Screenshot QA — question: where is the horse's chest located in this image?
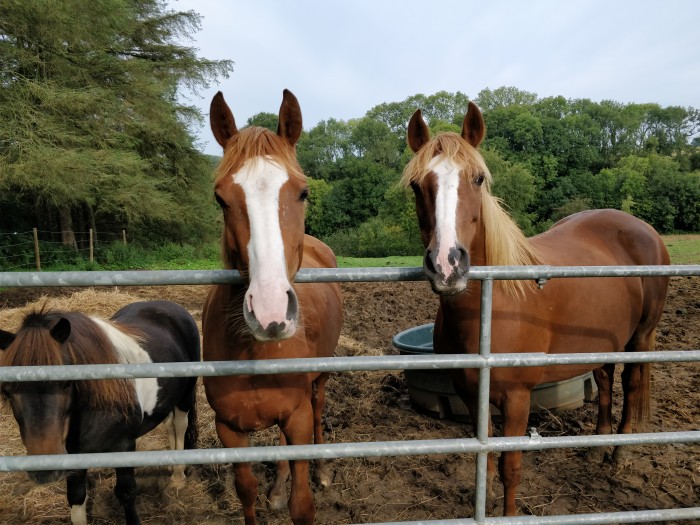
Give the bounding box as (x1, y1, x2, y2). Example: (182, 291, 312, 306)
(205, 376, 308, 431)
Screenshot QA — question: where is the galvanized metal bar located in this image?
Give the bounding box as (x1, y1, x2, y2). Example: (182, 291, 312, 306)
(475, 278, 494, 523)
(1, 431, 698, 472)
(0, 264, 698, 288)
(360, 506, 700, 525)
(1, 350, 698, 382)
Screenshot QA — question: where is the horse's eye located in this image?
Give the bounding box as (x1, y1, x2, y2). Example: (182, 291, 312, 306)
(474, 174, 485, 186)
(299, 188, 309, 202)
(214, 192, 228, 209)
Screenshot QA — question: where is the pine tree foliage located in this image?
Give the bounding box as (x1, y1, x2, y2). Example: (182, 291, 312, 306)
(0, 0, 233, 244)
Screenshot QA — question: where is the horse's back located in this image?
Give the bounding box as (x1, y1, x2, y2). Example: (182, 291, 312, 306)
(533, 209, 669, 266)
(301, 234, 338, 269)
(112, 300, 201, 363)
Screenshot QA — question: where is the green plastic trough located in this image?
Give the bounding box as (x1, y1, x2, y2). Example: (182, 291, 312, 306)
(392, 323, 597, 421)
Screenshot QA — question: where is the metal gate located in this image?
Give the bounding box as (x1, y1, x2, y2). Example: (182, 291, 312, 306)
(1, 265, 699, 525)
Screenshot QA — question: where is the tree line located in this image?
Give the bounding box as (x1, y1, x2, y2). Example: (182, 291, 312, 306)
(1, 3, 698, 261)
(285, 87, 700, 257)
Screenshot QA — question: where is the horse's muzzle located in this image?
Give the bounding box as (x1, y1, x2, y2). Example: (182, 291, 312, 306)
(243, 287, 299, 341)
(29, 470, 67, 484)
(424, 244, 470, 295)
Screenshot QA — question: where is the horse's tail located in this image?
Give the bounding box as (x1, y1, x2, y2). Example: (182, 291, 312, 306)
(184, 379, 199, 449)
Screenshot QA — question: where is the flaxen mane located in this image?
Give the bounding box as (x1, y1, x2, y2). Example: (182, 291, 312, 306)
(0, 310, 135, 410)
(214, 126, 305, 186)
(402, 132, 541, 297)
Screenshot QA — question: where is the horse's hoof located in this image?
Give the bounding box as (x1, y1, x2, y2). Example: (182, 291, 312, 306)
(612, 445, 632, 466)
(268, 487, 287, 510)
(313, 466, 332, 488)
(585, 446, 608, 463)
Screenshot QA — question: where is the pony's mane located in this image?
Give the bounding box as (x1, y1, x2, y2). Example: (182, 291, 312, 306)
(0, 309, 135, 411)
(402, 132, 542, 297)
(214, 126, 305, 186)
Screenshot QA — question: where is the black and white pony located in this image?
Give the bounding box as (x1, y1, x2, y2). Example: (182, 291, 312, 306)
(0, 300, 200, 525)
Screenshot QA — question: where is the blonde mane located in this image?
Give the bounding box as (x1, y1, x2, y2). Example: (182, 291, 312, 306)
(402, 132, 541, 297)
(214, 126, 305, 186)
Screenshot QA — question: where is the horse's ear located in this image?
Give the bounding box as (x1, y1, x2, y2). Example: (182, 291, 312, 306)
(0, 329, 15, 350)
(407, 109, 430, 153)
(50, 318, 71, 345)
(461, 101, 485, 148)
(210, 91, 238, 149)
(277, 89, 303, 147)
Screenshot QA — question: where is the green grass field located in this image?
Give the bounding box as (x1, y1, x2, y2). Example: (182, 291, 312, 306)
(661, 234, 700, 265)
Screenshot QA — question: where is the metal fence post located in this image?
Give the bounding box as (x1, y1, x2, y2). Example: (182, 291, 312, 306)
(474, 278, 494, 523)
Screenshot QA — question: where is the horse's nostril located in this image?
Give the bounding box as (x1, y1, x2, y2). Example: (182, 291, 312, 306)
(424, 251, 438, 276)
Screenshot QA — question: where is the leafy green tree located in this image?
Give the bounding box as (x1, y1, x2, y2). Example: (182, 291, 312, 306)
(297, 118, 353, 181)
(0, 0, 232, 246)
(475, 86, 538, 111)
(246, 112, 278, 131)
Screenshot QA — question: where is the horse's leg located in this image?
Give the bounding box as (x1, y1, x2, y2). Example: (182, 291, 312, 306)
(614, 330, 654, 463)
(499, 390, 531, 517)
(216, 421, 258, 525)
(455, 381, 496, 511)
(280, 402, 315, 525)
(114, 466, 140, 525)
(268, 430, 290, 509)
(66, 470, 88, 525)
(593, 363, 615, 435)
(590, 363, 616, 462)
(311, 372, 332, 487)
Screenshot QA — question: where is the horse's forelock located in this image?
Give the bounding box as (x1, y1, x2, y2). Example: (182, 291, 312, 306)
(214, 126, 305, 186)
(401, 133, 491, 187)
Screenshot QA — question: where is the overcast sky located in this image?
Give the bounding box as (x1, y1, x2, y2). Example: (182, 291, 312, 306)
(167, 0, 700, 155)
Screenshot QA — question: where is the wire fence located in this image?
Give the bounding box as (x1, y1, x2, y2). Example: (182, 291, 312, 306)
(0, 265, 699, 525)
(0, 228, 127, 270)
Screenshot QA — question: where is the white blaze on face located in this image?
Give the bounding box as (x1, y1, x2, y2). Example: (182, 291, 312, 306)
(233, 156, 293, 330)
(91, 318, 158, 416)
(427, 155, 462, 280)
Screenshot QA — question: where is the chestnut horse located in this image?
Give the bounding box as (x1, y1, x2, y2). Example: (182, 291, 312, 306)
(202, 90, 343, 525)
(404, 103, 670, 516)
(0, 301, 200, 525)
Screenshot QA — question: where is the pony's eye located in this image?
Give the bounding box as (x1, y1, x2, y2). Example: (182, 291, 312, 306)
(214, 192, 228, 209)
(474, 174, 485, 186)
(299, 188, 309, 202)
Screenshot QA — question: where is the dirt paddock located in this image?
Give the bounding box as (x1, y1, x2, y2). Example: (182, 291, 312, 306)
(0, 277, 698, 524)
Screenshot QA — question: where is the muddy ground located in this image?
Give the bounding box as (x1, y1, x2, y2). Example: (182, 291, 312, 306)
(0, 276, 697, 524)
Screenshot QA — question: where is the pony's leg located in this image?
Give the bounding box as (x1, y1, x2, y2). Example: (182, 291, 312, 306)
(311, 373, 332, 487)
(280, 402, 315, 525)
(114, 467, 140, 525)
(66, 470, 88, 525)
(165, 407, 190, 487)
(216, 421, 258, 525)
(268, 430, 290, 509)
(499, 390, 531, 517)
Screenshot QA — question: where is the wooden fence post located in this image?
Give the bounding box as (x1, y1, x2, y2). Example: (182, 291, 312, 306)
(89, 229, 94, 263)
(33, 228, 41, 271)
(122, 230, 127, 246)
